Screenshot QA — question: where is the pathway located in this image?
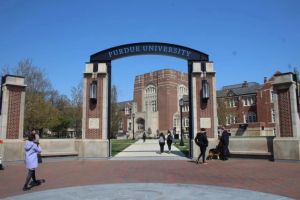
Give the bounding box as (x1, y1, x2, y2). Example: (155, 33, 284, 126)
(112, 139, 187, 159)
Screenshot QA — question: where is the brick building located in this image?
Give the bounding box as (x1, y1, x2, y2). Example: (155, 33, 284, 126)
(216, 73, 279, 136)
(119, 70, 297, 138)
(118, 69, 189, 139)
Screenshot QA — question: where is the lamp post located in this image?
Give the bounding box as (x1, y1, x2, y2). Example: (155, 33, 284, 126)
(179, 98, 184, 146)
(132, 113, 135, 140)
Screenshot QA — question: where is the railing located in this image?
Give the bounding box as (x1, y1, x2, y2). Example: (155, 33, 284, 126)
(40, 131, 82, 139)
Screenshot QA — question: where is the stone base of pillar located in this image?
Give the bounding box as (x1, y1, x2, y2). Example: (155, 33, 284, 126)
(273, 137, 300, 161)
(1, 139, 110, 162)
(77, 139, 109, 158)
(1, 140, 25, 161)
(192, 138, 219, 159)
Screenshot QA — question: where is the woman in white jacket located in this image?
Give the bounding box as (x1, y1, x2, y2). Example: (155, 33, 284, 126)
(23, 133, 42, 191)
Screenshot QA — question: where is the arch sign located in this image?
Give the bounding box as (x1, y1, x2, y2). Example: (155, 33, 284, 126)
(83, 42, 216, 159)
(90, 42, 209, 62)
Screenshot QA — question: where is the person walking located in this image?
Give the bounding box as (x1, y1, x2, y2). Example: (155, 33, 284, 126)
(195, 128, 209, 164)
(23, 134, 43, 191)
(166, 130, 173, 153)
(220, 126, 230, 160)
(158, 133, 166, 154)
(142, 132, 146, 143)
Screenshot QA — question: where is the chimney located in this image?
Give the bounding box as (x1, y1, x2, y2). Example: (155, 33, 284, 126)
(242, 81, 248, 88)
(264, 77, 267, 83)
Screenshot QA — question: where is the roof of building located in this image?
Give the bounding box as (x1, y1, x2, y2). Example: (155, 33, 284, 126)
(217, 81, 261, 97)
(222, 82, 260, 90)
(135, 68, 187, 78)
(117, 100, 133, 110)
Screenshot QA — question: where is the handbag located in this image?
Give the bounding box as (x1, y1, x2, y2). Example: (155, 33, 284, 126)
(37, 153, 42, 163)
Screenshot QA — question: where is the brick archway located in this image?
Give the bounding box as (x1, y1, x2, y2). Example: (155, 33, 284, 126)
(83, 42, 217, 158)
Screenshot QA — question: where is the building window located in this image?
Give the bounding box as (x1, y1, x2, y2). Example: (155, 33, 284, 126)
(178, 85, 189, 111)
(118, 121, 123, 130)
(128, 122, 131, 131)
(151, 100, 157, 112)
(244, 112, 257, 123)
(243, 95, 256, 106)
(270, 91, 276, 103)
(226, 115, 237, 125)
(125, 107, 129, 115)
(271, 108, 276, 123)
(183, 104, 189, 112)
(144, 85, 157, 112)
(184, 118, 189, 127)
(227, 97, 238, 108)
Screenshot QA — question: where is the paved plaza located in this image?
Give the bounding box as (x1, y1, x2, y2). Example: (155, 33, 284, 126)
(0, 139, 300, 199)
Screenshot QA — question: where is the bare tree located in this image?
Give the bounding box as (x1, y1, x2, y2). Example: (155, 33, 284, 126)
(70, 82, 83, 136)
(15, 59, 52, 94)
(217, 97, 227, 126)
(111, 85, 122, 138)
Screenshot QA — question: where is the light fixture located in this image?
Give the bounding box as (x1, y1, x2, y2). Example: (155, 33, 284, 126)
(90, 81, 97, 102)
(202, 79, 209, 101)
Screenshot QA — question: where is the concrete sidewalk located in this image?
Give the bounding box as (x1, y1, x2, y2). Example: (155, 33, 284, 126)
(112, 139, 187, 159)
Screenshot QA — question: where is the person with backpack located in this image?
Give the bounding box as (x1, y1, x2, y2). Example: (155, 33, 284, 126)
(195, 128, 209, 164)
(158, 132, 166, 153)
(166, 130, 173, 153)
(23, 133, 43, 191)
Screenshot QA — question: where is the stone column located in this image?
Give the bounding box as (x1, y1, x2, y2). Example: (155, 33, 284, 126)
(80, 63, 109, 158)
(191, 62, 218, 158)
(0, 75, 26, 161)
(272, 72, 300, 160)
(0, 75, 26, 139)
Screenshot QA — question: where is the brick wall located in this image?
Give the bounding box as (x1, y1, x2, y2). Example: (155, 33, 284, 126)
(277, 89, 293, 137)
(6, 86, 23, 139)
(85, 74, 104, 139)
(195, 73, 214, 138)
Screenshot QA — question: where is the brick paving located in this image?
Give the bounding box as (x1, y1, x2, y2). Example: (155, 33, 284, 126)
(0, 159, 299, 199)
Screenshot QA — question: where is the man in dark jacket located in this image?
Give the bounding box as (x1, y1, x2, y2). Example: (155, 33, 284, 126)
(195, 128, 208, 164)
(220, 126, 230, 160)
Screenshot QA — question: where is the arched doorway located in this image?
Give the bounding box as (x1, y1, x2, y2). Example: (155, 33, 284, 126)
(82, 42, 217, 158)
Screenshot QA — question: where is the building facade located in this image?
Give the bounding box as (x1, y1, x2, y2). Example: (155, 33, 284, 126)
(119, 70, 298, 138)
(216, 73, 280, 136)
(119, 69, 189, 138)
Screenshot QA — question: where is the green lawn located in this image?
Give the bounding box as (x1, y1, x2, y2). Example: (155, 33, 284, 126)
(174, 139, 190, 157)
(111, 139, 137, 157)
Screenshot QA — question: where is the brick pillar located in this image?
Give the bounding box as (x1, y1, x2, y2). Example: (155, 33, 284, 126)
(191, 62, 218, 158)
(272, 72, 300, 161)
(0, 75, 26, 139)
(191, 62, 217, 138)
(82, 63, 108, 139)
(273, 73, 300, 138)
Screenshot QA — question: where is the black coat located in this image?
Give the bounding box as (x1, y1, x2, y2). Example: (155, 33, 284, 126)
(220, 131, 229, 147)
(195, 132, 208, 147)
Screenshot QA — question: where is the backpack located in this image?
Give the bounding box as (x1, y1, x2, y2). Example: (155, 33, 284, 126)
(159, 136, 165, 143)
(167, 134, 172, 142)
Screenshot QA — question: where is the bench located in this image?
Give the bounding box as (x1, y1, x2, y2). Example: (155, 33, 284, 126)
(229, 150, 273, 160)
(230, 151, 272, 156)
(41, 151, 78, 157)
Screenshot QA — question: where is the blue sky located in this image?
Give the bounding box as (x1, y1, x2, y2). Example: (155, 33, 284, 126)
(0, 0, 299, 102)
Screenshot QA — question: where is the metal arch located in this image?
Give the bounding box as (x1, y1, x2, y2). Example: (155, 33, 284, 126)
(90, 42, 209, 62)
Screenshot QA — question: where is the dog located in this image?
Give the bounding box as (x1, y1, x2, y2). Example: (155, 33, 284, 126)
(206, 147, 220, 160)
